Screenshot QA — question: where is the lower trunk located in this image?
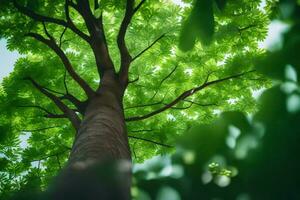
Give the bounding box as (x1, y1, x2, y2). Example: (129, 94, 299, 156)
(69, 87, 130, 164)
(49, 73, 132, 200)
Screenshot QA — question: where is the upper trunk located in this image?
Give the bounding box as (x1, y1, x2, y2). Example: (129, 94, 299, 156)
(49, 72, 131, 200)
(69, 71, 130, 164)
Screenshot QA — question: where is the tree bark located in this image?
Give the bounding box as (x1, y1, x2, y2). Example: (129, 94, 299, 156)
(69, 72, 130, 163)
(49, 71, 132, 200)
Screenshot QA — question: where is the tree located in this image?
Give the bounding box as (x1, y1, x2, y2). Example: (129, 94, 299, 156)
(134, 1, 300, 198)
(0, 0, 271, 199)
(133, 1, 300, 199)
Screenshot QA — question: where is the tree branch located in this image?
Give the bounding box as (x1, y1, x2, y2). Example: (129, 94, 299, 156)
(17, 105, 55, 115)
(128, 135, 173, 148)
(130, 129, 153, 133)
(237, 24, 257, 36)
(94, 0, 100, 10)
(24, 77, 81, 130)
(44, 113, 68, 118)
(42, 86, 65, 96)
(167, 102, 194, 110)
(13, 0, 90, 42)
(238, 24, 257, 32)
(132, 33, 166, 62)
(59, 26, 68, 48)
(56, 155, 62, 169)
(117, 0, 147, 85)
(117, 0, 134, 85)
(60, 71, 87, 114)
(150, 64, 178, 101)
(42, 22, 55, 40)
(13, 0, 66, 26)
(26, 32, 94, 98)
(134, 0, 147, 13)
(64, 0, 90, 42)
(182, 99, 217, 107)
(30, 149, 70, 163)
(128, 76, 139, 84)
(21, 126, 60, 132)
(63, 70, 69, 94)
(125, 99, 164, 110)
(60, 94, 87, 114)
(126, 70, 255, 121)
(75, 0, 115, 78)
(166, 100, 216, 110)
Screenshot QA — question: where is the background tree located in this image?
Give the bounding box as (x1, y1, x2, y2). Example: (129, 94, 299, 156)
(0, 0, 271, 199)
(134, 0, 300, 199)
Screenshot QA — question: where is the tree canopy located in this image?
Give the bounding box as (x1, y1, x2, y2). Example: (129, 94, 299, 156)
(134, 1, 300, 198)
(1, 0, 296, 199)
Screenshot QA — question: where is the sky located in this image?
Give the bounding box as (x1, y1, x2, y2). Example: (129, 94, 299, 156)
(258, 20, 290, 50)
(0, 39, 20, 82)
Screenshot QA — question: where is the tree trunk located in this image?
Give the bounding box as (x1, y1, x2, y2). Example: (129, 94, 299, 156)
(69, 72, 130, 163)
(49, 72, 132, 200)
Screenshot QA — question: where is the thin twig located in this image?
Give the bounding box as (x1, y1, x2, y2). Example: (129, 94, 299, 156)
(21, 126, 60, 132)
(150, 65, 178, 101)
(130, 129, 153, 133)
(125, 100, 163, 110)
(59, 26, 68, 48)
(132, 33, 166, 62)
(63, 70, 69, 94)
(128, 135, 173, 148)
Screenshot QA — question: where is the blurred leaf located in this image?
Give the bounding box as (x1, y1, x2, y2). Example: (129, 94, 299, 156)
(221, 111, 251, 132)
(0, 124, 10, 142)
(179, 0, 215, 51)
(215, 0, 227, 10)
(0, 157, 9, 171)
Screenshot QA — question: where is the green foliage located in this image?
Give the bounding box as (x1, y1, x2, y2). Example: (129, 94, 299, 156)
(179, 0, 215, 50)
(0, 0, 274, 198)
(132, 1, 300, 199)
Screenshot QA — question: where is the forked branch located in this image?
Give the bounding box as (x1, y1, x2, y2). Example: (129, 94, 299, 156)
(60, 94, 87, 114)
(126, 70, 255, 121)
(26, 32, 94, 98)
(73, 0, 115, 77)
(118, 0, 147, 85)
(13, 0, 90, 42)
(24, 77, 81, 130)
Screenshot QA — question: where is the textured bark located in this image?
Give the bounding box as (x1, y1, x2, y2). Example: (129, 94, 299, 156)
(50, 72, 132, 200)
(69, 72, 130, 163)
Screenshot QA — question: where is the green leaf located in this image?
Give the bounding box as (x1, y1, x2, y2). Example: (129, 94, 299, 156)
(221, 111, 251, 132)
(0, 157, 9, 171)
(94, 8, 102, 18)
(215, 0, 227, 10)
(179, 0, 215, 51)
